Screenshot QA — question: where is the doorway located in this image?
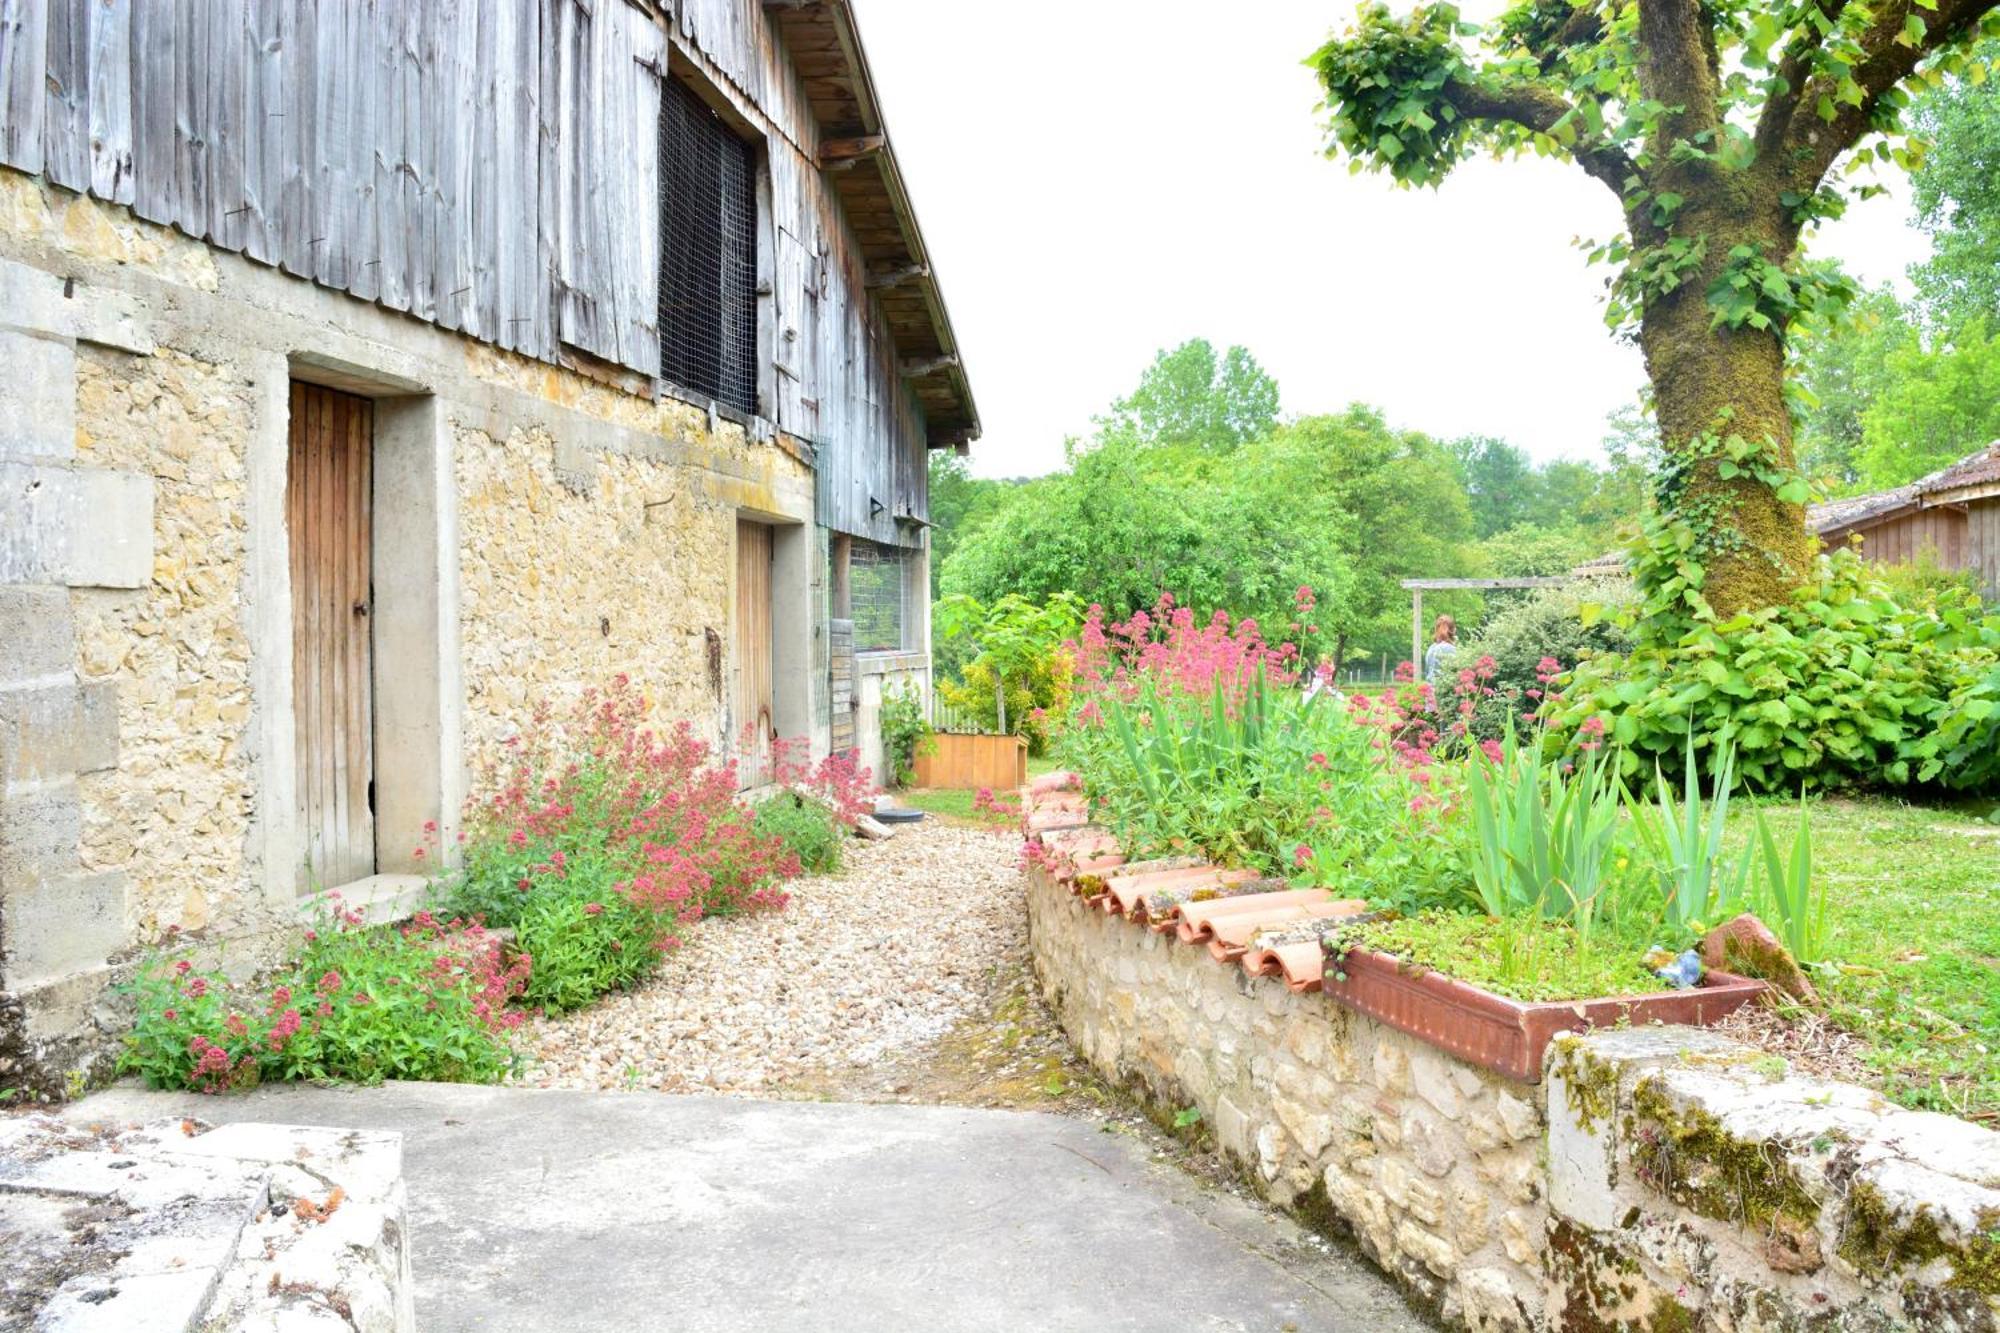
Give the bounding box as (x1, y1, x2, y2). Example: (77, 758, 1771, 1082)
(287, 382, 376, 891)
(735, 518, 775, 787)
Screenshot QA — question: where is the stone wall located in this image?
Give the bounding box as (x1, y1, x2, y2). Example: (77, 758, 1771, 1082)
(1027, 868, 2000, 1331)
(0, 169, 831, 1094)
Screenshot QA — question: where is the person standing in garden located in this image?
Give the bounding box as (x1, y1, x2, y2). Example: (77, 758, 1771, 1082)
(1423, 615, 1458, 683)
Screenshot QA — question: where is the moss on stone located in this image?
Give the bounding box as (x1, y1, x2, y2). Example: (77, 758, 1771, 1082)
(1836, 1181, 2000, 1296)
(1551, 1036, 1620, 1132)
(1547, 1217, 1698, 1332)
(1630, 1074, 1820, 1232)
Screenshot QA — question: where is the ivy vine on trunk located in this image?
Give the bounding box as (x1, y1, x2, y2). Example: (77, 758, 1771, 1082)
(1311, 0, 2000, 616)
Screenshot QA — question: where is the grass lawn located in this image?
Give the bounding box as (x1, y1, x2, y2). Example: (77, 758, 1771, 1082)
(891, 786, 1016, 828)
(1770, 795, 2000, 1123)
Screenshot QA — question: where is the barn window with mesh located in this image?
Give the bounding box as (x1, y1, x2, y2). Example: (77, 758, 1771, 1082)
(850, 541, 912, 653)
(659, 77, 758, 414)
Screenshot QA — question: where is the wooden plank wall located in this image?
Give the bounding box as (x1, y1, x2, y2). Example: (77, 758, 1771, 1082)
(1845, 509, 1968, 570)
(0, 0, 931, 546)
(1970, 500, 2000, 600)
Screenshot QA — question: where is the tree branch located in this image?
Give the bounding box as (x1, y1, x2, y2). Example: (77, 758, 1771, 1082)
(1752, 0, 1855, 160)
(1635, 0, 1726, 151)
(1444, 76, 1638, 198)
(1783, 0, 2000, 188)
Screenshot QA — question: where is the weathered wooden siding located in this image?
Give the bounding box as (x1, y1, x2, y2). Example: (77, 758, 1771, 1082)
(673, 0, 928, 546)
(0, 0, 929, 546)
(1836, 508, 1968, 570)
(1970, 500, 2000, 600)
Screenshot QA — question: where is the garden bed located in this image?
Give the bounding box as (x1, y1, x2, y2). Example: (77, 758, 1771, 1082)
(1322, 943, 1764, 1082)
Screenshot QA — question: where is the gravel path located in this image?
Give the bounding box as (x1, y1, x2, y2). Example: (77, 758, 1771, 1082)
(516, 820, 1035, 1097)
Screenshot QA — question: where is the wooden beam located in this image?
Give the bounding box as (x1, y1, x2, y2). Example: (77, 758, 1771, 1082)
(1398, 577, 1573, 591)
(899, 354, 959, 379)
(819, 135, 886, 170)
(865, 262, 930, 290)
(928, 427, 976, 451)
(762, 0, 825, 10)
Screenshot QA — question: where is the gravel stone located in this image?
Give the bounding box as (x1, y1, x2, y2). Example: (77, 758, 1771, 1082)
(516, 822, 1026, 1096)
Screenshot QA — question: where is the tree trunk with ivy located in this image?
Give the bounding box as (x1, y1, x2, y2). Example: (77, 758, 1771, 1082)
(1311, 0, 2000, 618)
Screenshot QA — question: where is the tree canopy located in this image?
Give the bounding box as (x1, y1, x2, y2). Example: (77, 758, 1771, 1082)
(1096, 338, 1281, 452)
(1310, 0, 2000, 617)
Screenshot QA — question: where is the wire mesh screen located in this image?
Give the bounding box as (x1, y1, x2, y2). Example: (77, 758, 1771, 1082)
(660, 78, 758, 414)
(850, 541, 908, 652)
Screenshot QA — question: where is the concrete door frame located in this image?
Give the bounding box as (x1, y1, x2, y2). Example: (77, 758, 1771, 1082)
(246, 352, 462, 918)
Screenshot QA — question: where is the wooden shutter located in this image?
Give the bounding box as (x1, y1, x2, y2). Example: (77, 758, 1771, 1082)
(287, 383, 376, 891)
(734, 519, 774, 787)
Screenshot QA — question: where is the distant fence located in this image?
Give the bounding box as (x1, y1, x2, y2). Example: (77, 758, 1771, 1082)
(928, 694, 991, 736)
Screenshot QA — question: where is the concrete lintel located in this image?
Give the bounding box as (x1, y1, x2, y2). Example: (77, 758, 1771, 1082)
(0, 256, 154, 355)
(0, 462, 155, 589)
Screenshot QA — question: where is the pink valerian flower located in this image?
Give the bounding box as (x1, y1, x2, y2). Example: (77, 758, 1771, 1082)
(184, 977, 209, 999)
(1292, 844, 1313, 868)
(267, 1008, 302, 1050)
(174, 960, 192, 976)
(583, 902, 604, 916)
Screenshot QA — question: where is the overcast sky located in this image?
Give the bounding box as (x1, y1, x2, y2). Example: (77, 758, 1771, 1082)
(857, 0, 1930, 479)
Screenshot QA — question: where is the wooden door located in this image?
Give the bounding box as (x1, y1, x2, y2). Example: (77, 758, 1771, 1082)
(734, 519, 775, 787)
(288, 383, 376, 891)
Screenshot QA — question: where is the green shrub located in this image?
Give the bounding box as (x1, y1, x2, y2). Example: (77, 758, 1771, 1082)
(515, 880, 670, 1014)
(1460, 579, 1631, 737)
(878, 682, 932, 787)
(1549, 547, 2000, 792)
(751, 791, 845, 875)
(121, 909, 529, 1093)
(940, 653, 1073, 755)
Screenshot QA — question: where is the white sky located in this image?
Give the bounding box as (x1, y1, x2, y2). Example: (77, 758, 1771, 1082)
(857, 0, 1931, 479)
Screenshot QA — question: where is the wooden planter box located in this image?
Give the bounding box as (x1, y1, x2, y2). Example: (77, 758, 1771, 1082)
(913, 732, 1027, 791)
(1322, 945, 1766, 1083)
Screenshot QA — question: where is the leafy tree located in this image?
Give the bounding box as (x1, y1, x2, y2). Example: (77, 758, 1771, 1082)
(1310, 0, 2000, 617)
(1856, 317, 2000, 483)
(1098, 338, 1281, 452)
(1476, 521, 1602, 576)
(1450, 436, 1540, 537)
(1911, 43, 2000, 328)
(1790, 283, 1912, 486)
(932, 592, 1084, 735)
(926, 451, 1018, 597)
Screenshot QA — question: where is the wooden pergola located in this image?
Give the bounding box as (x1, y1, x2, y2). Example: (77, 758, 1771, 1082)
(1399, 577, 1574, 672)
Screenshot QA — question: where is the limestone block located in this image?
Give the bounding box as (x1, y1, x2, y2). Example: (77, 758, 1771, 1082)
(1404, 1107, 1458, 1177)
(1396, 1219, 1458, 1276)
(1449, 1265, 1534, 1333)
(0, 331, 76, 461)
(1173, 1046, 1212, 1100)
(4, 870, 127, 984)
(1495, 1090, 1539, 1143)
(1411, 1047, 1467, 1119)
(1546, 1048, 1620, 1231)
(0, 463, 154, 588)
(1499, 1207, 1541, 1268)
(1214, 1094, 1252, 1162)
(1255, 1121, 1285, 1180)
(0, 587, 75, 681)
(0, 680, 119, 783)
(1325, 1161, 1394, 1255)
(1451, 1176, 1493, 1251)
(1373, 1036, 1412, 1095)
(0, 779, 83, 888)
(0, 257, 155, 354)
(1273, 1095, 1335, 1160)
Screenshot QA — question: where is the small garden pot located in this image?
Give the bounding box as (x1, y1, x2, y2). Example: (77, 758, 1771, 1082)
(1321, 945, 1767, 1083)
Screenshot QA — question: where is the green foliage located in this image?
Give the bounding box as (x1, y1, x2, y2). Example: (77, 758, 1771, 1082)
(1327, 910, 1659, 1004)
(1062, 675, 1469, 912)
(751, 792, 845, 875)
(121, 913, 527, 1092)
(1461, 578, 1632, 737)
(934, 592, 1084, 736)
(1754, 797, 1826, 964)
(1475, 523, 1600, 578)
(1309, 3, 1474, 190)
(1551, 546, 2000, 792)
(1623, 735, 1756, 937)
(1935, 658, 2000, 789)
(940, 655, 1071, 756)
(1097, 338, 1280, 453)
(1790, 284, 1910, 487)
(878, 682, 932, 787)
(926, 451, 1020, 599)
(1911, 45, 2000, 331)
(1464, 727, 1623, 938)
(1856, 317, 2000, 486)
(515, 881, 668, 1014)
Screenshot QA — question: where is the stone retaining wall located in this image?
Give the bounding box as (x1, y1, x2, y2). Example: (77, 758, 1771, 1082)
(1027, 866, 2000, 1331)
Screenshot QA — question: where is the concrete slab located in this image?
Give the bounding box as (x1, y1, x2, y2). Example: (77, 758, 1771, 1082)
(71, 1083, 1430, 1333)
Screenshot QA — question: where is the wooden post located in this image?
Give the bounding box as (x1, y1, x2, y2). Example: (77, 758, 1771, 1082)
(1411, 589, 1424, 679)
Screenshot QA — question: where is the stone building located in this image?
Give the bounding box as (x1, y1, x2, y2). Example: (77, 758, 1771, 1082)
(0, 0, 978, 1093)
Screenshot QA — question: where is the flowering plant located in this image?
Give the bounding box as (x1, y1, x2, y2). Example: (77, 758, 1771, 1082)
(120, 903, 528, 1094)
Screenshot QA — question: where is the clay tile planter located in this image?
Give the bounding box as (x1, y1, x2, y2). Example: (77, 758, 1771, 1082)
(1205, 898, 1368, 962)
(1175, 889, 1334, 946)
(1321, 944, 1767, 1083)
